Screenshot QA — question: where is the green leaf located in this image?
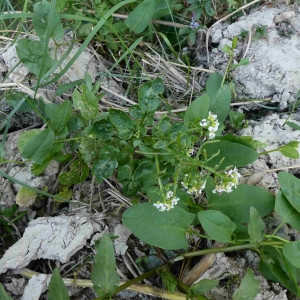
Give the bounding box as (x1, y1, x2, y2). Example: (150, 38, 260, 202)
(229, 110, 245, 130)
(157, 267, 177, 293)
(92, 158, 118, 182)
(73, 85, 98, 120)
(0, 284, 13, 300)
(218, 133, 267, 150)
(50, 101, 73, 135)
(15, 187, 37, 207)
(232, 268, 259, 300)
(16, 39, 55, 76)
(286, 121, 300, 131)
(286, 141, 300, 147)
(231, 58, 250, 69)
(283, 241, 300, 269)
(204, 1, 215, 16)
(79, 137, 103, 163)
(138, 78, 163, 113)
(275, 191, 300, 231)
(109, 109, 133, 128)
(48, 268, 70, 300)
(153, 140, 168, 149)
(184, 94, 211, 127)
(17, 129, 41, 154)
(109, 109, 134, 140)
(87, 119, 115, 141)
(198, 210, 236, 243)
(202, 140, 259, 169)
(123, 203, 195, 250)
(33, 0, 64, 42)
(58, 159, 90, 186)
(206, 177, 275, 223)
(189, 279, 219, 295)
(91, 234, 119, 298)
(259, 247, 299, 296)
(248, 207, 265, 246)
(209, 85, 231, 124)
(125, 0, 156, 33)
(21, 128, 55, 164)
(278, 172, 300, 213)
(206, 73, 223, 100)
(279, 146, 299, 158)
(56, 79, 85, 96)
(153, 0, 182, 18)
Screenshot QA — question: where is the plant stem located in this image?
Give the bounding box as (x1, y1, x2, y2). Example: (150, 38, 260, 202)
(155, 155, 163, 191)
(271, 220, 285, 235)
(221, 54, 233, 86)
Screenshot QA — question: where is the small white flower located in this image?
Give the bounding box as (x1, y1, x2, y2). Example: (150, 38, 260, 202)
(166, 191, 173, 199)
(208, 111, 218, 120)
(208, 132, 216, 139)
(200, 119, 208, 127)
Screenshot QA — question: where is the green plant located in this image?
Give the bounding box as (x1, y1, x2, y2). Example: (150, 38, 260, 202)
(252, 25, 268, 41)
(3, 70, 300, 298)
(2, 0, 300, 299)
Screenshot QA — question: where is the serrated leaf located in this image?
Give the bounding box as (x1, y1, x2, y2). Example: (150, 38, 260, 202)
(58, 159, 89, 186)
(73, 85, 98, 120)
(48, 268, 70, 300)
(275, 191, 300, 231)
(50, 101, 73, 135)
(206, 177, 275, 223)
(92, 158, 118, 182)
(202, 139, 259, 169)
(248, 207, 265, 246)
(278, 172, 300, 213)
(33, 0, 64, 41)
(0, 284, 13, 300)
(138, 78, 163, 113)
(16, 39, 55, 77)
(206, 73, 223, 100)
(125, 0, 156, 33)
(123, 203, 195, 250)
(184, 94, 211, 127)
(21, 128, 55, 164)
(279, 146, 299, 158)
(198, 210, 236, 243)
(15, 187, 37, 207)
(157, 267, 177, 293)
(283, 241, 300, 269)
(190, 279, 219, 295)
(232, 268, 259, 300)
(209, 84, 231, 124)
(91, 234, 119, 298)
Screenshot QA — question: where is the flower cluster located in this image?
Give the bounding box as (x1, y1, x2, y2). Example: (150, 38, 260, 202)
(181, 173, 206, 195)
(189, 18, 200, 30)
(212, 167, 241, 194)
(153, 190, 180, 212)
(199, 111, 220, 139)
